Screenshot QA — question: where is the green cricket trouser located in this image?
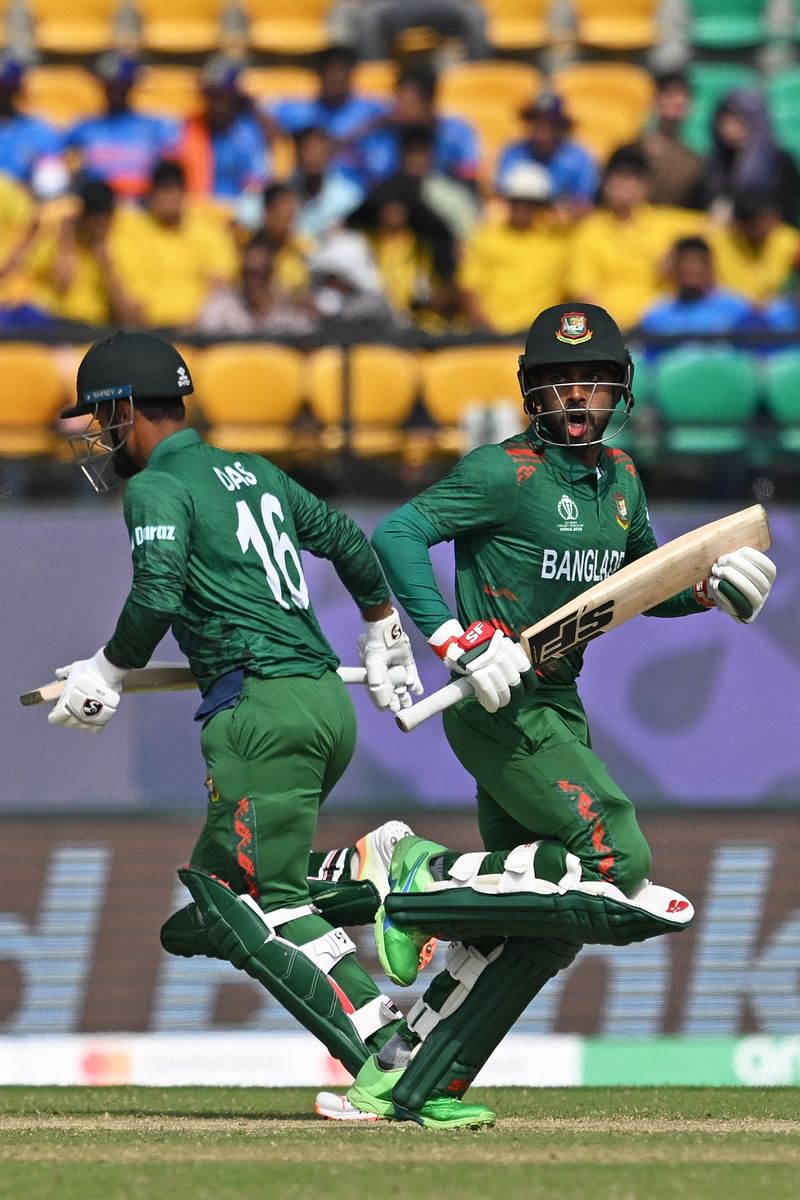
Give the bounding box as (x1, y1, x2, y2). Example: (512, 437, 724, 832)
(443, 683, 652, 895)
(191, 670, 382, 1013)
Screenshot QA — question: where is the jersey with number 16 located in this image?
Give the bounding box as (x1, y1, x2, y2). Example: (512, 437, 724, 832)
(104, 429, 389, 692)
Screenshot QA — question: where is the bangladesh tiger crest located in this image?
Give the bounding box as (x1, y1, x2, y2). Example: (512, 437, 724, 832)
(555, 311, 593, 345)
(613, 491, 629, 531)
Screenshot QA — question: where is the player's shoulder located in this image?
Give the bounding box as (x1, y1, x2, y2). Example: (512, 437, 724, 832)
(497, 432, 547, 484)
(603, 446, 642, 485)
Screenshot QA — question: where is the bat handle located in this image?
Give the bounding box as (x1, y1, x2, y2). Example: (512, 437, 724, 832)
(395, 677, 473, 732)
(336, 665, 410, 686)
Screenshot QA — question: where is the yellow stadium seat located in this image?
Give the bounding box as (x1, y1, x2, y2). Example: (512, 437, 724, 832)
(572, 0, 661, 50)
(137, 0, 228, 55)
(193, 344, 306, 456)
(0, 345, 67, 459)
(483, 0, 551, 50)
(351, 60, 397, 101)
(454, 103, 524, 188)
(27, 0, 117, 54)
(129, 66, 202, 121)
(419, 346, 523, 455)
(307, 345, 420, 458)
(243, 0, 332, 55)
(439, 61, 542, 113)
(239, 66, 319, 107)
(551, 62, 654, 162)
(18, 65, 105, 127)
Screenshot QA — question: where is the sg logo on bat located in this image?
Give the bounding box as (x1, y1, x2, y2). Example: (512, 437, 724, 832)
(528, 599, 616, 665)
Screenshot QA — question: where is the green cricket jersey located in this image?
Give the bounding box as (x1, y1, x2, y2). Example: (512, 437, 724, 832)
(105, 429, 389, 693)
(373, 431, 706, 686)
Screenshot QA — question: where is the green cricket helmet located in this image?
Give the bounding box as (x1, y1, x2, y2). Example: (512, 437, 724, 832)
(63, 331, 193, 492)
(517, 303, 635, 447)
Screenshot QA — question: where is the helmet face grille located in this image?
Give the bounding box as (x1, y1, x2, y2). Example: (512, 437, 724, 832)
(67, 394, 135, 493)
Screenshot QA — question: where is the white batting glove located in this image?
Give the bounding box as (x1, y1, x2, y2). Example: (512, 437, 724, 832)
(430, 619, 533, 714)
(694, 546, 776, 624)
(48, 648, 129, 731)
(358, 608, 424, 713)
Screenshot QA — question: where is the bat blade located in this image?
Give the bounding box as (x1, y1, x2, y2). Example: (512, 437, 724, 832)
(20, 662, 196, 706)
(521, 503, 771, 666)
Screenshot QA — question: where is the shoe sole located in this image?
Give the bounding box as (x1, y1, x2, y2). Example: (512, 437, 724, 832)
(393, 1103, 496, 1130)
(374, 903, 419, 987)
(314, 1092, 382, 1122)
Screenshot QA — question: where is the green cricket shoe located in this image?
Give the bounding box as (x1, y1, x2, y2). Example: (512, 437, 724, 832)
(376, 835, 444, 986)
(315, 1057, 496, 1130)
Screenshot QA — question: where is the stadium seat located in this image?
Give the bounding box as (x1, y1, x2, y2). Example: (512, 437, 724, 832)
(483, 0, 551, 51)
(242, 0, 332, 55)
(686, 0, 770, 48)
(193, 343, 306, 456)
(761, 349, 800, 454)
(682, 63, 761, 154)
(0, 345, 67, 459)
(766, 68, 800, 161)
(27, 0, 117, 54)
(18, 65, 104, 127)
(572, 0, 661, 50)
(419, 345, 523, 456)
(129, 66, 202, 121)
(551, 62, 654, 163)
(351, 60, 396, 102)
(653, 346, 760, 455)
(450, 103, 524, 187)
(307, 345, 420, 458)
(438, 61, 542, 114)
(136, 0, 228, 55)
(239, 66, 318, 107)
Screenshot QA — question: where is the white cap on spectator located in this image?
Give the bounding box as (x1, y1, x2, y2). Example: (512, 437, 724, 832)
(309, 231, 382, 293)
(501, 162, 554, 202)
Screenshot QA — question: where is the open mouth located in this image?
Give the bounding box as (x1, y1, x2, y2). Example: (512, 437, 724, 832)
(565, 409, 588, 438)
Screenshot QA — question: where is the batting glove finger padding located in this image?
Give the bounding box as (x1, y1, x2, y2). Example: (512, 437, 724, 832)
(706, 546, 776, 623)
(358, 607, 423, 713)
(48, 648, 127, 731)
(441, 622, 531, 714)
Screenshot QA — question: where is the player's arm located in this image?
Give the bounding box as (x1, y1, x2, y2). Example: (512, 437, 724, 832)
(282, 473, 422, 712)
(48, 472, 192, 731)
(372, 447, 533, 714)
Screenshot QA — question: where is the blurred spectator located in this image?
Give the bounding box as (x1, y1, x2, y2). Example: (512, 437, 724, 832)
(357, 63, 480, 188)
(113, 160, 238, 328)
(457, 163, 569, 334)
(707, 188, 800, 305)
(308, 228, 403, 327)
(495, 92, 598, 215)
(287, 125, 364, 241)
(196, 232, 318, 336)
(567, 146, 702, 331)
(637, 236, 757, 352)
(26, 180, 142, 327)
(762, 274, 800, 333)
(346, 175, 457, 327)
(391, 121, 481, 239)
(0, 56, 67, 197)
(267, 45, 387, 186)
(349, 0, 489, 61)
(66, 53, 179, 199)
(258, 183, 314, 295)
(699, 90, 800, 227)
(634, 72, 705, 209)
(177, 56, 271, 201)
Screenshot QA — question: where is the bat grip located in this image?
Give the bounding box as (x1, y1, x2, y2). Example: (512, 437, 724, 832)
(395, 677, 473, 732)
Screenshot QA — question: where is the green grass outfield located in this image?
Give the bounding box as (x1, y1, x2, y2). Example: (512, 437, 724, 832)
(1, 1086, 797, 1200)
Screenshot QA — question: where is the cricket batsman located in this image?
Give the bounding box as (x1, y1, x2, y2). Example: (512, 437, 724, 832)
(44, 330, 444, 1097)
(315, 301, 777, 1127)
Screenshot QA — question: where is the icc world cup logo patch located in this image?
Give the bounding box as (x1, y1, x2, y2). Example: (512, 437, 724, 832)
(556, 311, 594, 345)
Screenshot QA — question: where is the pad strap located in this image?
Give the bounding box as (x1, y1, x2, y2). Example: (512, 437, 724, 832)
(350, 994, 403, 1041)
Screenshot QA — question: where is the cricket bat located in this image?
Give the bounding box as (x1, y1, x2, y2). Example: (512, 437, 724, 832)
(396, 503, 771, 733)
(19, 663, 402, 707)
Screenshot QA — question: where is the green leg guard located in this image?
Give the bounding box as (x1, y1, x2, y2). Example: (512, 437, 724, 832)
(384, 882, 693, 945)
(161, 880, 381, 962)
(179, 867, 389, 1077)
(308, 878, 381, 926)
(392, 935, 580, 1113)
(160, 903, 224, 959)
